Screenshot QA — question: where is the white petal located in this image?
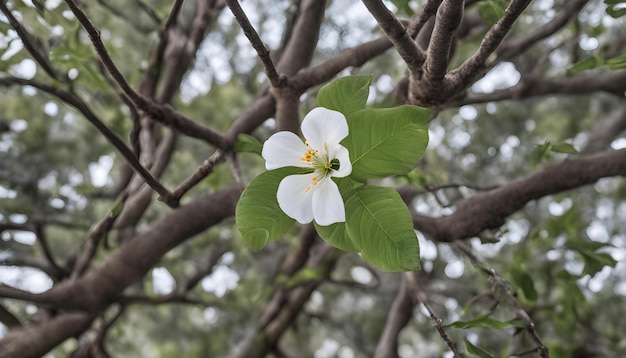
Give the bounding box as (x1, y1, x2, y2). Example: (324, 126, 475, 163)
(262, 132, 310, 170)
(277, 173, 316, 224)
(312, 178, 345, 226)
(301, 107, 349, 150)
(330, 144, 352, 178)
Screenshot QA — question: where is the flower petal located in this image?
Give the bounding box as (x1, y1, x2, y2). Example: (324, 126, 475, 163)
(262, 131, 310, 170)
(330, 144, 352, 178)
(301, 107, 349, 150)
(312, 178, 345, 226)
(277, 173, 316, 224)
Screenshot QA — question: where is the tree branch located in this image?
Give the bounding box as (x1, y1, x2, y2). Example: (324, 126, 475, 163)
(63, 0, 226, 148)
(498, 0, 590, 61)
(225, 0, 285, 88)
(361, 0, 425, 72)
(426, 0, 464, 86)
(446, 0, 532, 92)
(0, 312, 94, 358)
(0, 77, 175, 207)
(0, 2, 65, 81)
(374, 277, 413, 358)
(413, 148, 626, 242)
(446, 69, 626, 107)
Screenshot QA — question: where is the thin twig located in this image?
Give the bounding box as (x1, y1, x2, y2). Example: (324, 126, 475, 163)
(170, 150, 225, 203)
(225, 0, 285, 88)
(0, 76, 175, 207)
(63, 0, 227, 149)
(0, 2, 65, 81)
(70, 194, 128, 279)
(405, 272, 464, 357)
(453, 241, 549, 358)
(34, 224, 67, 279)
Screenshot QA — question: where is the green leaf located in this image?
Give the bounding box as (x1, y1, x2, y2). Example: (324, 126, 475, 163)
(344, 185, 420, 271)
(233, 133, 263, 155)
(568, 56, 603, 73)
(464, 338, 495, 358)
(315, 222, 358, 252)
(236, 167, 301, 250)
(447, 315, 525, 329)
(606, 5, 626, 18)
(567, 240, 618, 276)
(285, 267, 326, 288)
(477, 0, 507, 25)
(317, 75, 372, 116)
(529, 141, 552, 168)
(344, 106, 430, 182)
(390, 0, 413, 14)
(579, 249, 618, 276)
(550, 142, 578, 154)
(604, 53, 626, 70)
(511, 267, 538, 302)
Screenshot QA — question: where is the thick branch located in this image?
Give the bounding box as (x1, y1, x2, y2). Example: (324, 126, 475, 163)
(446, 0, 532, 92)
(0, 312, 94, 358)
(362, 0, 425, 72)
(413, 148, 626, 241)
(426, 0, 464, 85)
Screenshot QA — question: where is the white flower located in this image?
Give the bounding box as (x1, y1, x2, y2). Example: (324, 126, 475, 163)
(262, 107, 352, 226)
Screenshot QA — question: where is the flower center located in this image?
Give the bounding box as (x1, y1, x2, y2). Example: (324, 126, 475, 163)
(300, 142, 341, 192)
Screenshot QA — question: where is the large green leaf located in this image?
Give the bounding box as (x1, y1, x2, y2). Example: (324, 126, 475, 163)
(316, 75, 372, 116)
(315, 222, 358, 252)
(236, 167, 301, 250)
(344, 185, 420, 271)
(344, 106, 430, 181)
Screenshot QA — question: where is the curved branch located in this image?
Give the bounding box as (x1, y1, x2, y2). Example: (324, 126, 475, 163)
(0, 77, 175, 207)
(413, 148, 626, 242)
(63, 0, 226, 148)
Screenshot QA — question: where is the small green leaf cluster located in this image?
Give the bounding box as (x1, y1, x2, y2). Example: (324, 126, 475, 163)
(529, 140, 578, 168)
(236, 75, 430, 271)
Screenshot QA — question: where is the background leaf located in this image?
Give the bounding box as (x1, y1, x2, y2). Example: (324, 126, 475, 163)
(447, 316, 525, 329)
(344, 185, 420, 271)
(511, 267, 538, 302)
(464, 338, 495, 358)
(344, 106, 430, 181)
(316, 75, 372, 116)
(236, 167, 301, 250)
(233, 133, 263, 155)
